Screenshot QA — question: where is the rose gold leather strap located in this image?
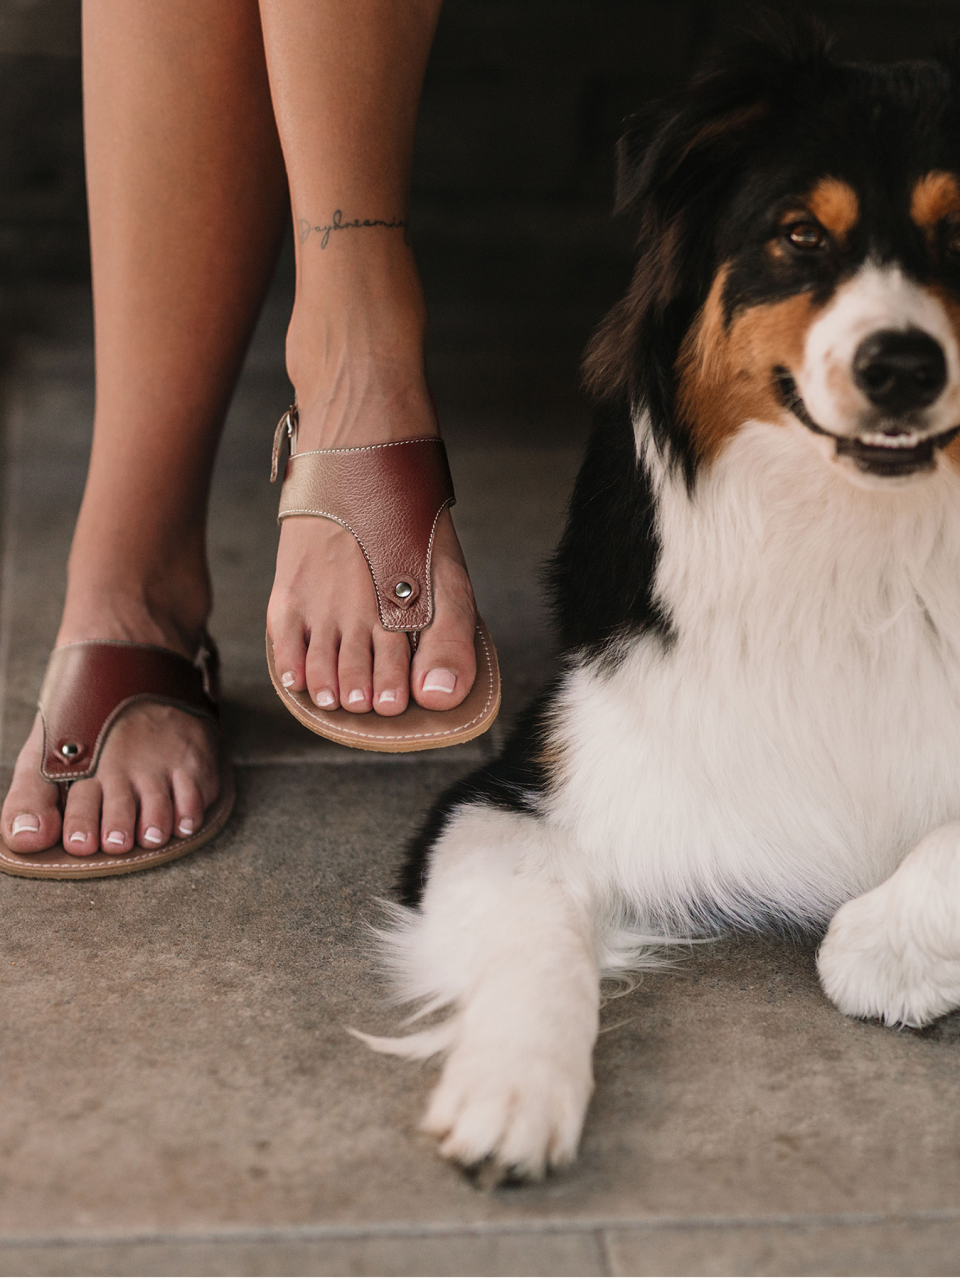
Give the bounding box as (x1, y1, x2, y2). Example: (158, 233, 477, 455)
(272, 410, 455, 633)
(38, 639, 219, 783)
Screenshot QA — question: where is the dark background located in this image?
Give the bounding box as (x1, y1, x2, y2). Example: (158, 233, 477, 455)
(3, 0, 960, 360)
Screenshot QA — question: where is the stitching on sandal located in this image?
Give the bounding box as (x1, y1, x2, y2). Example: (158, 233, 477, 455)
(0, 776, 234, 872)
(279, 626, 496, 741)
(277, 501, 453, 632)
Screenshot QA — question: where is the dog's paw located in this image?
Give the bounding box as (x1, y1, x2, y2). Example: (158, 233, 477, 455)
(818, 874, 960, 1028)
(421, 1045, 593, 1183)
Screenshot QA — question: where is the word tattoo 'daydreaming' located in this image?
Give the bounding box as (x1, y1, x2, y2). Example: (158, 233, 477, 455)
(298, 210, 409, 249)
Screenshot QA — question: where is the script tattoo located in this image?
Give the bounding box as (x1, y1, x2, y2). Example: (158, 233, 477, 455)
(299, 209, 409, 249)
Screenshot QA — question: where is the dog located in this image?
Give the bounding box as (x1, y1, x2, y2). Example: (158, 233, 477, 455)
(360, 25, 960, 1181)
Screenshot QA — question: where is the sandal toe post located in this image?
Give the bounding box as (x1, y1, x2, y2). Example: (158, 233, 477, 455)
(0, 638, 235, 880)
(268, 405, 501, 752)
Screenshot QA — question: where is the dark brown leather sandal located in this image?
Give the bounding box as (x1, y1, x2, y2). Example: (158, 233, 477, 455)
(0, 638, 235, 880)
(266, 405, 500, 752)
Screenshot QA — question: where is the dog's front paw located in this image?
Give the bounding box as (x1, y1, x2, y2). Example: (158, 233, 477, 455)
(421, 1044, 593, 1183)
(818, 865, 960, 1028)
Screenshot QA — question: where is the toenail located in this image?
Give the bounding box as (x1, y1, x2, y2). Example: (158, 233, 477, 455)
(105, 831, 126, 846)
(68, 831, 88, 844)
(316, 689, 337, 708)
(11, 814, 40, 835)
(143, 826, 164, 845)
(281, 670, 297, 689)
(347, 689, 366, 705)
(423, 668, 457, 694)
(378, 690, 397, 705)
(178, 818, 196, 835)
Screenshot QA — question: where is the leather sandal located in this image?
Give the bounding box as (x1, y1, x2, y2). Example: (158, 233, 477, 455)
(266, 404, 500, 752)
(0, 637, 235, 880)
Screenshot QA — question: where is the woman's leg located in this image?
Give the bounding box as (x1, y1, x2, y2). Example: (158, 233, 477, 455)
(1, 0, 287, 855)
(260, 1, 478, 719)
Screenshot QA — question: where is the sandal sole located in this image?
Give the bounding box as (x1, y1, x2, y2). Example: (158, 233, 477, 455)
(0, 760, 235, 880)
(266, 619, 500, 752)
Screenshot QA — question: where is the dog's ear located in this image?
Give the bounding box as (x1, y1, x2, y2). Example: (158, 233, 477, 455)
(584, 14, 832, 432)
(616, 15, 831, 220)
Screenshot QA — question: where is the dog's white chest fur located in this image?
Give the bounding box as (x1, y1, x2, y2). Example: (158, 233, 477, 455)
(548, 416, 960, 931)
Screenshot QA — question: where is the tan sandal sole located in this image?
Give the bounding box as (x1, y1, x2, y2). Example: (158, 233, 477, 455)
(266, 619, 500, 752)
(0, 761, 235, 880)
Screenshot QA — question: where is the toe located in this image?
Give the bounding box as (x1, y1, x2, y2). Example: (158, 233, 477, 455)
(1, 718, 62, 852)
(136, 777, 174, 850)
(337, 629, 374, 714)
(267, 601, 309, 694)
(411, 614, 477, 711)
(304, 624, 342, 710)
(99, 774, 137, 855)
(411, 516, 477, 711)
(372, 629, 411, 715)
(170, 771, 206, 839)
(62, 778, 104, 857)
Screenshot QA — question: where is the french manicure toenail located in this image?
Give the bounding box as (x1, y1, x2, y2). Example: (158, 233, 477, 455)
(143, 827, 164, 844)
(378, 690, 397, 705)
(347, 689, 366, 705)
(423, 668, 457, 694)
(281, 671, 296, 688)
(11, 814, 40, 835)
(316, 689, 337, 708)
(178, 818, 196, 835)
(105, 831, 125, 846)
(68, 831, 88, 844)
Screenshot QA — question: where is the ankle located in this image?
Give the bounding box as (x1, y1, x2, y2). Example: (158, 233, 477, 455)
(58, 571, 211, 657)
(285, 246, 433, 450)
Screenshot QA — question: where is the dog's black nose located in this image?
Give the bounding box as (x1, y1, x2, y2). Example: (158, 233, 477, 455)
(852, 328, 947, 415)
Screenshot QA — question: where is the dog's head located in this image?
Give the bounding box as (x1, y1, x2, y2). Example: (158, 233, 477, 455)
(585, 23, 960, 489)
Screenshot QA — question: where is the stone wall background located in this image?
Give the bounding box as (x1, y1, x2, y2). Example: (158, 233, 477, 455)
(2, 0, 960, 301)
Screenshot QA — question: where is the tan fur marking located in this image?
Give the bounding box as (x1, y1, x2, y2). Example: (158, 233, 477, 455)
(807, 178, 859, 241)
(675, 264, 820, 463)
(910, 171, 960, 232)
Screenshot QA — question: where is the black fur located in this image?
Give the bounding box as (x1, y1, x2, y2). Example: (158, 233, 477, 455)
(396, 687, 560, 907)
(398, 17, 960, 908)
(547, 399, 670, 659)
(584, 19, 960, 481)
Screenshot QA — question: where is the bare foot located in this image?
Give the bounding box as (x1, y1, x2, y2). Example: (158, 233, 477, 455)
(1, 604, 221, 857)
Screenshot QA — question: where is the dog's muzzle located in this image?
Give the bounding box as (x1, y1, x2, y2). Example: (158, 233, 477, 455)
(774, 367, 960, 478)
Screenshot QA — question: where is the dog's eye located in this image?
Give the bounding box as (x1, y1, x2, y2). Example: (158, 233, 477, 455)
(946, 224, 960, 258)
(784, 221, 827, 251)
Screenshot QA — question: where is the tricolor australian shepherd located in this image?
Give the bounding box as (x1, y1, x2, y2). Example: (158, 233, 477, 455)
(362, 26, 960, 1179)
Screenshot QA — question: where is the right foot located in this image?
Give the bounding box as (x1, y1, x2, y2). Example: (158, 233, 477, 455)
(1, 609, 221, 857)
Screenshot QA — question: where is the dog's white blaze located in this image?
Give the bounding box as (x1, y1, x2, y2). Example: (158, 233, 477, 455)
(797, 264, 960, 435)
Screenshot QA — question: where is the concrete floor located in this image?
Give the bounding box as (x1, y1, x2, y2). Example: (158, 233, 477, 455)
(2, 285, 960, 1277)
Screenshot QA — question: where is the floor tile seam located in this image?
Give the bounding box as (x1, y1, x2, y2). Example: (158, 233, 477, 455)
(4, 1208, 960, 1251)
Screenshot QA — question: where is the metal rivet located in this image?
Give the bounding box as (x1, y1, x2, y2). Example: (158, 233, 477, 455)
(60, 743, 81, 759)
(394, 581, 413, 599)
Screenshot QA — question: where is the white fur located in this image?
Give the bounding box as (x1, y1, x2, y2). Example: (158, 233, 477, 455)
(365, 273, 960, 1178)
(818, 820, 960, 1026)
(798, 264, 960, 438)
(364, 807, 598, 1178)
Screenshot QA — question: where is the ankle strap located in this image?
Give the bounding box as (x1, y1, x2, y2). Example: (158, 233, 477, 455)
(38, 639, 219, 783)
